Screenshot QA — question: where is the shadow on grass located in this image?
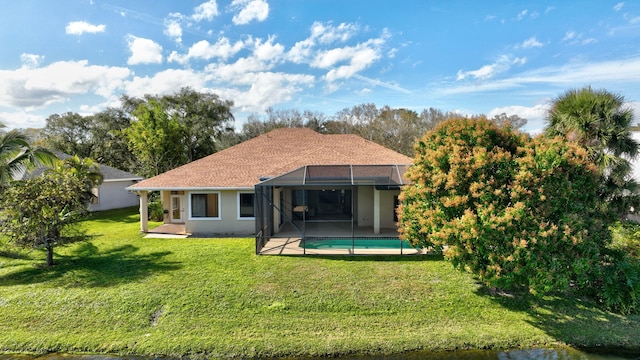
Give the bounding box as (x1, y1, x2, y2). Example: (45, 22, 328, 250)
(476, 285, 640, 349)
(0, 241, 181, 288)
(0, 248, 35, 260)
(87, 206, 140, 224)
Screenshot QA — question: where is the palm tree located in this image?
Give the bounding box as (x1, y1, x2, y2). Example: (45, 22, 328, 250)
(545, 86, 640, 217)
(0, 122, 58, 186)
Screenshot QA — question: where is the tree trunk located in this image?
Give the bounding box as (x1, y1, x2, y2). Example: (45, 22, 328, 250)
(46, 244, 54, 266)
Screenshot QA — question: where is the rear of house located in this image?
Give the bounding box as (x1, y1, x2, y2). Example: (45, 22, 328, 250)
(127, 128, 412, 242)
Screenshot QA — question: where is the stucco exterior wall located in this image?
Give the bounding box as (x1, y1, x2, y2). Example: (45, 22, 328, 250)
(378, 189, 401, 229)
(357, 186, 374, 227)
(184, 190, 255, 236)
(89, 180, 141, 212)
(355, 186, 399, 229)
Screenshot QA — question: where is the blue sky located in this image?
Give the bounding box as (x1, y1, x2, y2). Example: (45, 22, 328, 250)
(1, 1, 640, 133)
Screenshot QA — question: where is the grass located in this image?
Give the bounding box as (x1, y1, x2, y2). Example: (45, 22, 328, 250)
(0, 207, 639, 358)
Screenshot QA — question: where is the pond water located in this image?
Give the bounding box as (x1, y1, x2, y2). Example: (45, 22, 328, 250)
(1, 348, 639, 360)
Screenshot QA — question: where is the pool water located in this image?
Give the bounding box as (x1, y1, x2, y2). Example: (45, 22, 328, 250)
(300, 238, 414, 249)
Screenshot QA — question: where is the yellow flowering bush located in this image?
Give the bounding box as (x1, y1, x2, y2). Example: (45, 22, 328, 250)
(398, 117, 613, 296)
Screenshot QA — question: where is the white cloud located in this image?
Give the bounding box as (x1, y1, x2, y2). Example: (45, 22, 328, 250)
(168, 38, 247, 64)
(288, 21, 361, 64)
(193, 0, 219, 22)
(614, 2, 625, 11)
(0, 60, 131, 109)
(307, 33, 387, 92)
(205, 54, 277, 83)
(562, 31, 576, 42)
(310, 22, 359, 44)
(351, 74, 411, 94)
(561, 31, 597, 46)
(0, 110, 49, 129)
(125, 69, 207, 98)
(624, 13, 640, 24)
(253, 36, 285, 62)
(324, 47, 379, 80)
(231, 0, 269, 25)
(65, 21, 106, 35)
(443, 56, 640, 100)
(520, 36, 543, 49)
(217, 72, 314, 112)
(288, 38, 315, 64)
(164, 15, 183, 43)
(516, 10, 528, 21)
(126, 35, 163, 65)
(456, 56, 526, 81)
(20, 54, 45, 68)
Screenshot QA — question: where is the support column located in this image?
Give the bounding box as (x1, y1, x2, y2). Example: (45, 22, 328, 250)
(139, 191, 148, 233)
(373, 188, 380, 234)
(273, 188, 281, 234)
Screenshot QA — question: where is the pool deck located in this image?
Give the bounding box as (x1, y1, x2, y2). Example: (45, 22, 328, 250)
(259, 237, 426, 255)
(258, 221, 426, 255)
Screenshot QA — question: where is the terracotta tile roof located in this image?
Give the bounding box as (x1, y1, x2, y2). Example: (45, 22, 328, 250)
(128, 128, 412, 190)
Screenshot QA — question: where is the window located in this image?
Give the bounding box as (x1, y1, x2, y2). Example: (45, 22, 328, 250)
(190, 193, 220, 219)
(238, 192, 255, 219)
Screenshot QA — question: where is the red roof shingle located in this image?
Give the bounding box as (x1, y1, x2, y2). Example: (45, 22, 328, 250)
(129, 128, 412, 190)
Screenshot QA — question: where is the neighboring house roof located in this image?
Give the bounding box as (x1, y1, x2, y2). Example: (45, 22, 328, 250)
(129, 128, 413, 190)
(15, 151, 143, 182)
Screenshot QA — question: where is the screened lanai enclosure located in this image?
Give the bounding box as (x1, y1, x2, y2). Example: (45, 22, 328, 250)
(255, 164, 422, 255)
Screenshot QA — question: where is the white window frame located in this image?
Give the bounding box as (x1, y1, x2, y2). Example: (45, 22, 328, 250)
(189, 191, 222, 220)
(237, 192, 255, 220)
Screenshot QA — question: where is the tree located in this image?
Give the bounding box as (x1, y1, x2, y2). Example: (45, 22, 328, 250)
(545, 86, 639, 217)
(240, 108, 328, 140)
(0, 170, 89, 266)
(42, 109, 136, 173)
(398, 118, 615, 296)
(50, 155, 104, 204)
(487, 113, 527, 130)
(42, 112, 94, 157)
(124, 99, 187, 178)
(327, 104, 459, 156)
(159, 87, 235, 162)
(88, 108, 136, 170)
(0, 122, 57, 186)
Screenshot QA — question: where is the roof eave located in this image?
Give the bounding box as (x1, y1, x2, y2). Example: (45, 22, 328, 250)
(125, 186, 255, 192)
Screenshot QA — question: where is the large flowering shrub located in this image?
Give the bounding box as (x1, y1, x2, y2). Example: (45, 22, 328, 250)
(398, 118, 613, 295)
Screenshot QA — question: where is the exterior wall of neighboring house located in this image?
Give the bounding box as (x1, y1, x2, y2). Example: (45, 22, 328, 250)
(90, 179, 142, 211)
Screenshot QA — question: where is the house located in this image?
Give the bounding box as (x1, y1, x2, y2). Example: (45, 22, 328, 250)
(16, 152, 143, 212)
(126, 128, 413, 248)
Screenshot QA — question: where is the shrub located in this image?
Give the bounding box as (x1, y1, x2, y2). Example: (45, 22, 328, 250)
(398, 118, 613, 296)
(148, 200, 164, 222)
(596, 249, 640, 314)
(610, 221, 640, 258)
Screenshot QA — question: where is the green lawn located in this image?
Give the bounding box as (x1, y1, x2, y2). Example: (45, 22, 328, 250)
(0, 208, 639, 358)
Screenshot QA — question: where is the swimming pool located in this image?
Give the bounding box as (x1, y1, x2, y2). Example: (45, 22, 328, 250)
(300, 237, 414, 250)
